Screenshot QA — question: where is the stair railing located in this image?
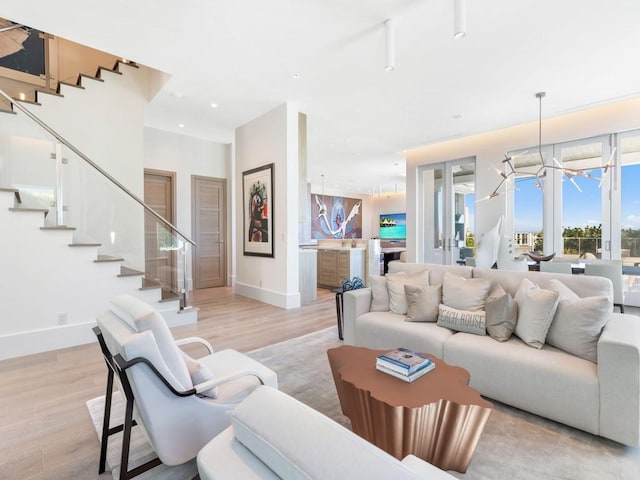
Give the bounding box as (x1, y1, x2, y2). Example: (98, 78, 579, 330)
(0, 87, 196, 310)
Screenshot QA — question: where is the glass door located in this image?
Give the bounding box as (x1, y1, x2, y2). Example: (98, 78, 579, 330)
(418, 158, 475, 264)
(555, 136, 612, 259)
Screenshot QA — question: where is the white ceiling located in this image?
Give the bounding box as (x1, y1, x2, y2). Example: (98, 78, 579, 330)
(3, 0, 640, 195)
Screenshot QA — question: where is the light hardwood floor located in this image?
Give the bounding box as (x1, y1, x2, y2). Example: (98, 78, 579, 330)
(0, 287, 337, 480)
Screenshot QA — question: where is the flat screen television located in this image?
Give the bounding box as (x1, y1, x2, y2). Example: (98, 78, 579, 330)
(379, 213, 406, 240)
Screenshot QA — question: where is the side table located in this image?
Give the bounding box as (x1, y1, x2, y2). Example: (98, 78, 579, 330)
(331, 288, 344, 340)
(327, 345, 493, 473)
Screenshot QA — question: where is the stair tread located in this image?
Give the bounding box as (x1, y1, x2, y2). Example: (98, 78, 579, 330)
(97, 66, 122, 77)
(0, 187, 19, 193)
(0, 108, 16, 115)
(116, 60, 139, 70)
(35, 88, 63, 98)
(95, 254, 124, 263)
(119, 266, 145, 277)
(15, 97, 41, 106)
(68, 243, 102, 247)
(9, 207, 48, 213)
(78, 73, 104, 84)
(40, 226, 76, 230)
(58, 81, 85, 90)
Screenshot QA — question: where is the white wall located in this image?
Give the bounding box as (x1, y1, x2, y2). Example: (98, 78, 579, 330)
(405, 97, 640, 262)
(368, 192, 406, 239)
(235, 103, 300, 308)
(143, 127, 233, 284)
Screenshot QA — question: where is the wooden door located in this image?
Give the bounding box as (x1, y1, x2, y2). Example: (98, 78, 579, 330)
(192, 176, 226, 288)
(144, 170, 176, 292)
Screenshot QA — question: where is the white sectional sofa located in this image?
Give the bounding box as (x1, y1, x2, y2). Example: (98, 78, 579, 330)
(197, 386, 456, 479)
(343, 262, 640, 447)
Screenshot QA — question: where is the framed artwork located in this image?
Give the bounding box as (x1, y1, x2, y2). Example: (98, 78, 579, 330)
(311, 193, 362, 239)
(243, 163, 274, 257)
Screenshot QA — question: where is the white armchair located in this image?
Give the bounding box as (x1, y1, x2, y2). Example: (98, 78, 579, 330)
(585, 262, 625, 312)
(94, 294, 277, 480)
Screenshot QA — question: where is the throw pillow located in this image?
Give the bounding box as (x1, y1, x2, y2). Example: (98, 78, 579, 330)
(369, 275, 391, 312)
(182, 352, 219, 399)
(546, 295, 611, 363)
(437, 304, 486, 335)
(405, 284, 442, 322)
(514, 278, 560, 349)
(442, 272, 491, 312)
(386, 270, 430, 315)
(484, 283, 518, 342)
(547, 279, 579, 300)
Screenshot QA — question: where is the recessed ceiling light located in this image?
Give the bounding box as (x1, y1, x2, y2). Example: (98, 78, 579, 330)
(171, 91, 184, 99)
(210, 103, 218, 108)
(452, 113, 463, 119)
(178, 123, 185, 128)
(292, 73, 301, 79)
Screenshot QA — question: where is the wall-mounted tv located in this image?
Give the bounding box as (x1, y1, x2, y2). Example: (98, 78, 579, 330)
(379, 213, 406, 240)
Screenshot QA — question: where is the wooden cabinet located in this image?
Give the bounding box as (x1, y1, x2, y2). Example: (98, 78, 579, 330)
(317, 248, 365, 288)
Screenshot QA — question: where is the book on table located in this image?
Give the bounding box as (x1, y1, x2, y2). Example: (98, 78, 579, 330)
(376, 361, 435, 382)
(376, 347, 433, 375)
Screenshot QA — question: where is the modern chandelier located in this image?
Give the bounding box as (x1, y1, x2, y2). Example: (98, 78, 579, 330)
(486, 92, 616, 200)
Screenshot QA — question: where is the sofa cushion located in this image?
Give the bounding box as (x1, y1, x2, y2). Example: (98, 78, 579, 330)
(355, 311, 453, 358)
(484, 284, 518, 342)
(405, 284, 441, 322)
(546, 279, 612, 363)
(230, 386, 428, 480)
(443, 333, 600, 435)
(514, 278, 560, 349)
(442, 272, 491, 312)
(437, 304, 486, 335)
(387, 270, 430, 315)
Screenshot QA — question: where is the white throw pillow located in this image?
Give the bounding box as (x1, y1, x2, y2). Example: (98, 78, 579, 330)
(514, 278, 560, 349)
(442, 272, 491, 312)
(547, 280, 612, 363)
(369, 275, 392, 312)
(182, 352, 219, 399)
(484, 283, 518, 342)
(405, 284, 442, 322)
(386, 270, 430, 315)
(437, 304, 486, 336)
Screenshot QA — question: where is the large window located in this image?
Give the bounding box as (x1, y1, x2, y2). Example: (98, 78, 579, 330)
(507, 130, 640, 263)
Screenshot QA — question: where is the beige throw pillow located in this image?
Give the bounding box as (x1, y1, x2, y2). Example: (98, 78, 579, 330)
(442, 272, 491, 312)
(369, 275, 391, 312)
(386, 270, 430, 315)
(485, 283, 518, 342)
(437, 304, 486, 335)
(514, 278, 560, 349)
(405, 284, 442, 322)
(547, 279, 612, 363)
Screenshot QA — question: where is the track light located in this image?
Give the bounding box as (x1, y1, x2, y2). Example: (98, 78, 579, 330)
(384, 18, 395, 71)
(454, 0, 466, 39)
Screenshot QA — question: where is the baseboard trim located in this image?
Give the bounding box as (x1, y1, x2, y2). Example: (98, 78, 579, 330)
(235, 282, 301, 309)
(0, 321, 97, 361)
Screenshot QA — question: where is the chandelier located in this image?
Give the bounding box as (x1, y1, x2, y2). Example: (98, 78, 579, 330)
(486, 92, 616, 200)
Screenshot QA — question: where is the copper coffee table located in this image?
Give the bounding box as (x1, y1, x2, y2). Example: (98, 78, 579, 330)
(327, 345, 492, 473)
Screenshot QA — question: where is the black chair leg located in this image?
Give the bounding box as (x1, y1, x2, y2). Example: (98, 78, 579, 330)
(98, 369, 115, 474)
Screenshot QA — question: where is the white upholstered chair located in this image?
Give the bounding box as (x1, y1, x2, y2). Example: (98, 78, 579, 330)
(585, 262, 625, 312)
(94, 294, 278, 480)
(540, 261, 572, 274)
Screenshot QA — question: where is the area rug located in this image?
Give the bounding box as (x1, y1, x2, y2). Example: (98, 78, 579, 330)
(87, 326, 640, 479)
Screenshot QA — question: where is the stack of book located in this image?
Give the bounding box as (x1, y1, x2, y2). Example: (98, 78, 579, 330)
(376, 347, 435, 382)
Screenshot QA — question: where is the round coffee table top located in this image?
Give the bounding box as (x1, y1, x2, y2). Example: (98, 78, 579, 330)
(327, 345, 492, 409)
